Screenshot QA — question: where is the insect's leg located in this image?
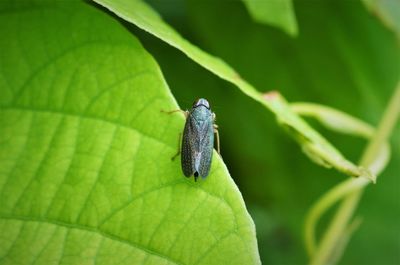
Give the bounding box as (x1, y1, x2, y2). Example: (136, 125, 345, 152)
(214, 125, 220, 154)
(161, 109, 189, 118)
(171, 132, 182, 161)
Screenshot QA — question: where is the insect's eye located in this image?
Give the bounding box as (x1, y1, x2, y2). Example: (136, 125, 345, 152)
(193, 98, 210, 109)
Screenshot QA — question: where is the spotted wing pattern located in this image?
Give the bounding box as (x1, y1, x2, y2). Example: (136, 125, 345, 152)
(181, 115, 195, 177)
(181, 113, 214, 178)
(197, 116, 214, 178)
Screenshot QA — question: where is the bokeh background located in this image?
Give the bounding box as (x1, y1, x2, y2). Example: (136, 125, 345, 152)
(126, 0, 400, 264)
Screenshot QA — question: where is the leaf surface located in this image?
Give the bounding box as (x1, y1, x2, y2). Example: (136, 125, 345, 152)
(0, 1, 260, 264)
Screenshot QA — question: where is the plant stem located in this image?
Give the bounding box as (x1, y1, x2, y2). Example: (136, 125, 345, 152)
(359, 85, 400, 167)
(310, 82, 400, 265)
(296, 102, 390, 257)
(304, 177, 368, 256)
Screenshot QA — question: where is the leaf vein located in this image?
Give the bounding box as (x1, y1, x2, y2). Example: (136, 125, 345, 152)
(75, 125, 118, 223)
(12, 115, 64, 212)
(0, 106, 176, 150)
(0, 215, 184, 265)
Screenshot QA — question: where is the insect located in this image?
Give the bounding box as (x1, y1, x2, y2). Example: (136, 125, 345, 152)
(166, 98, 220, 181)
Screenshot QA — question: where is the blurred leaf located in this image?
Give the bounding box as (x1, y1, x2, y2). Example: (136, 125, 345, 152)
(291, 103, 374, 138)
(242, 0, 298, 36)
(93, 0, 375, 182)
(362, 0, 400, 37)
(0, 1, 260, 264)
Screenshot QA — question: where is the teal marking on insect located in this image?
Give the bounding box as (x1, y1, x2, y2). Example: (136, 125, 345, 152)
(165, 98, 220, 181)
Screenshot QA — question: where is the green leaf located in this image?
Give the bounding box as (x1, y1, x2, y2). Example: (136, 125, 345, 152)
(92, 0, 374, 182)
(0, 1, 260, 264)
(242, 0, 298, 36)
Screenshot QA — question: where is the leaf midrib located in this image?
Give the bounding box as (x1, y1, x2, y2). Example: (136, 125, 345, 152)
(0, 106, 175, 150)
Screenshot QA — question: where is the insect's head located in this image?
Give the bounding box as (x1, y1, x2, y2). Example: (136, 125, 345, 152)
(192, 98, 210, 110)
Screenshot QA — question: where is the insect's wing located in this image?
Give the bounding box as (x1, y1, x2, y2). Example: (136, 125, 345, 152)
(181, 112, 214, 179)
(197, 116, 214, 178)
(181, 116, 196, 177)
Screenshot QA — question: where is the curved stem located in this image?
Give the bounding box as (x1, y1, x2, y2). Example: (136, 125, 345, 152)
(304, 177, 368, 256)
(311, 82, 400, 264)
(292, 100, 390, 257)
